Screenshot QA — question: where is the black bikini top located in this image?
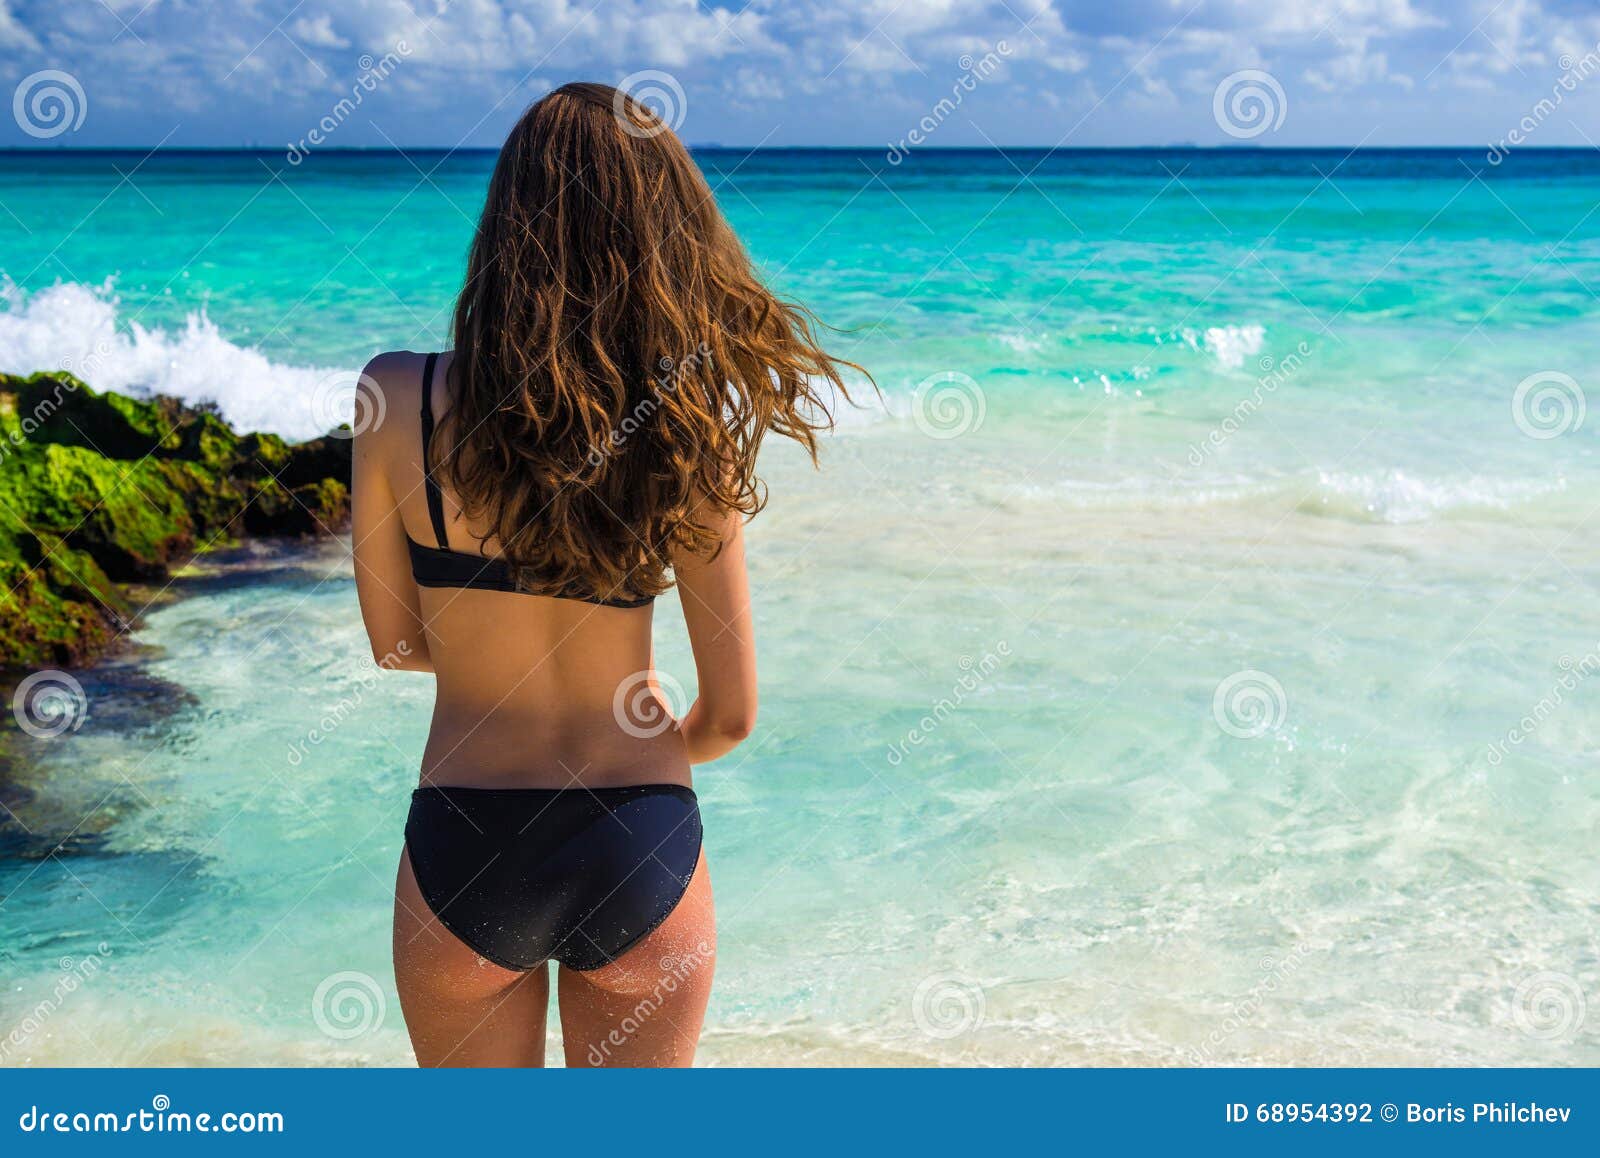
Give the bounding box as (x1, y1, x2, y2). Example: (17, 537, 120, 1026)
(406, 353, 653, 609)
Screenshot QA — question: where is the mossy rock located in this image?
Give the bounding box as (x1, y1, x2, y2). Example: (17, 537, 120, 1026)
(0, 372, 351, 671)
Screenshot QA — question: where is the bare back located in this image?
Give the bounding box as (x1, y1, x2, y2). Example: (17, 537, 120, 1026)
(353, 350, 708, 790)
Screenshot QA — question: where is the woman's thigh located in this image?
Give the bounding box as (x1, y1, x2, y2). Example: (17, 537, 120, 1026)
(392, 848, 550, 1067)
(557, 850, 716, 1067)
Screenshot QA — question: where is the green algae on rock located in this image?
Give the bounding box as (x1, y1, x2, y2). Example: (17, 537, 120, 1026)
(0, 372, 351, 670)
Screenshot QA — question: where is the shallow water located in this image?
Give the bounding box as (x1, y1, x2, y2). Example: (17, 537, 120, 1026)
(2, 149, 1597, 1065)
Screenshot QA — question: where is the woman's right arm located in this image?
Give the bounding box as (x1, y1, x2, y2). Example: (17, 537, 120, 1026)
(352, 356, 434, 673)
(674, 509, 757, 764)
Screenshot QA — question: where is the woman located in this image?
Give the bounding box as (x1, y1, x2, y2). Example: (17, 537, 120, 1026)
(351, 82, 861, 1067)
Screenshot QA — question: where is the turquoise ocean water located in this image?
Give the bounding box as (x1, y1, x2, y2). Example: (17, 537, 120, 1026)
(1, 149, 1597, 1065)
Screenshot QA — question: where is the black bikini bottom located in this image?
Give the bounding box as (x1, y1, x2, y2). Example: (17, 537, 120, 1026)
(403, 784, 702, 971)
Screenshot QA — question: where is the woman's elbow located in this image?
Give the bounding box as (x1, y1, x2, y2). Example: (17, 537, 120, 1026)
(370, 636, 430, 672)
(711, 704, 757, 742)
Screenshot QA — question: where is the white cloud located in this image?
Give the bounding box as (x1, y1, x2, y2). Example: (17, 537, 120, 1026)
(289, 14, 349, 50)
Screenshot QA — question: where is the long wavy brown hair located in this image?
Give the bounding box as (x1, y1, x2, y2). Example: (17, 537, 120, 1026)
(439, 81, 865, 603)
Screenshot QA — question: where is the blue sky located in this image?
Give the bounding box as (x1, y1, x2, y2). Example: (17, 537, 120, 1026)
(3, 0, 1600, 149)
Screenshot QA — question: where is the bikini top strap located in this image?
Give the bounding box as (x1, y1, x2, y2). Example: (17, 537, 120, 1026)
(419, 353, 449, 549)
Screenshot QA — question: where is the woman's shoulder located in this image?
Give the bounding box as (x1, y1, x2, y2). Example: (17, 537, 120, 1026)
(354, 350, 445, 448)
(359, 349, 434, 398)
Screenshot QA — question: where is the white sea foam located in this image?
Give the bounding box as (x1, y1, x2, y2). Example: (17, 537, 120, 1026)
(1183, 324, 1266, 370)
(0, 280, 347, 441)
(996, 469, 1567, 524)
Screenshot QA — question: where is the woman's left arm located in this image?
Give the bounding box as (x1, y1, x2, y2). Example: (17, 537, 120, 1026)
(352, 361, 433, 673)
